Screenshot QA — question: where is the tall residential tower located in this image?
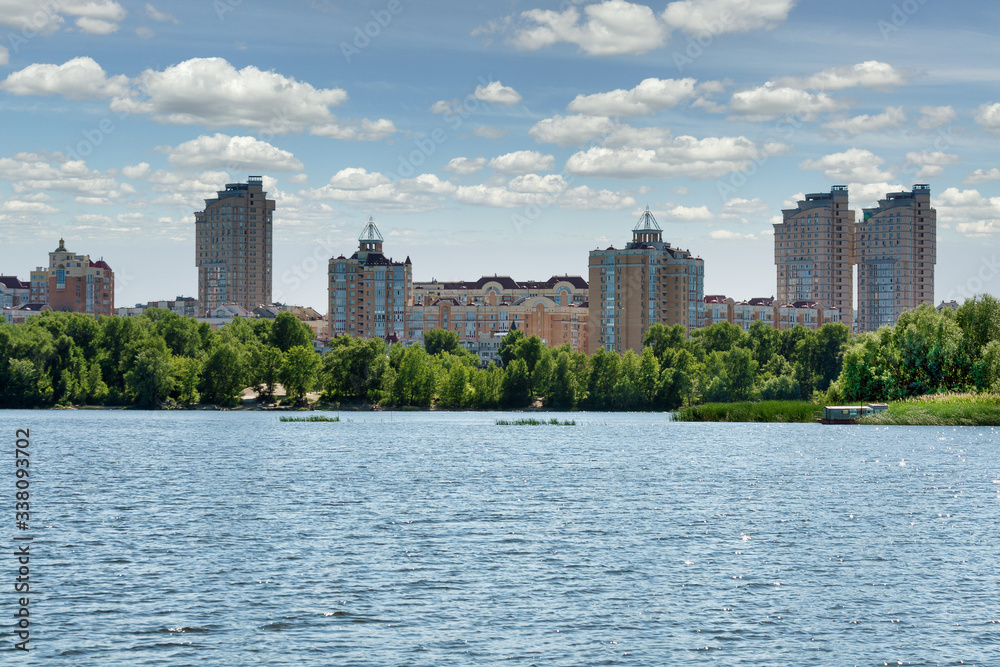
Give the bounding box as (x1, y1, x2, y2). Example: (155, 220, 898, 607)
(195, 176, 275, 315)
(774, 185, 855, 326)
(588, 208, 704, 354)
(856, 185, 936, 331)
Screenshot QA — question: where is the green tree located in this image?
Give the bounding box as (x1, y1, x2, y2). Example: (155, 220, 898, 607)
(124, 344, 173, 408)
(438, 363, 470, 408)
(497, 328, 525, 367)
(691, 321, 745, 353)
(643, 323, 687, 363)
(423, 329, 461, 356)
(269, 312, 314, 352)
(280, 345, 321, 404)
(501, 358, 531, 407)
(201, 339, 246, 407)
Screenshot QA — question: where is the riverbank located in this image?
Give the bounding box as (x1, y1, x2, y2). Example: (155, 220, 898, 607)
(673, 401, 821, 423)
(858, 393, 1000, 426)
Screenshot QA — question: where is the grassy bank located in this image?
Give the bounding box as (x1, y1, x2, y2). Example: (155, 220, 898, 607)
(674, 401, 821, 423)
(859, 393, 1000, 426)
(495, 418, 576, 426)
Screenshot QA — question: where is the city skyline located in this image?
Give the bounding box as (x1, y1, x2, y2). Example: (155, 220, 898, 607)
(0, 1, 997, 311)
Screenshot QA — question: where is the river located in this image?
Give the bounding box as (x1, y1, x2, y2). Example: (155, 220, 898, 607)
(1, 411, 997, 665)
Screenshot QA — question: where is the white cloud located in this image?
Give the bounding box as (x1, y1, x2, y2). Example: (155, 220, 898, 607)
(975, 102, 1000, 133)
(512, 1, 668, 56)
(710, 229, 757, 240)
(443, 157, 487, 175)
(729, 83, 843, 121)
(0, 152, 132, 202)
(122, 162, 150, 179)
(846, 182, 905, 209)
(508, 173, 568, 194)
(309, 118, 397, 141)
(964, 168, 1000, 186)
(161, 134, 304, 172)
(0, 57, 130, 99)
(0, 0, 126, 34)
(917, 105, 956, 130)
(472, 126, 509, 139)
(473, 81, 522, 106)
(0, 45, 8, 66)
(934, 187, 1000, 237)
(135, 26, 154, 38)
(112, 57, 348, 132)
(302, 169, 456, 212)
(528, 114, 616, 146)
(75, 16, 118, 34)
(722, 197, 768, 217)
(488, 150, 556, 175)
(665, 204, 712, 221)
(662, 0, 797, 35)
(454, 181, 634, 210)
(0, 200, 59, 214)
(776, 60, 908, 91)
(903, 150, 959, 179)
(567, 77, 698, 116)
(566, 131, 780, 179)
(799, 149, 893, 184)
(146, 3, 178, 23)
(823, 106, 906, 135)
(430, 99, 459, 115)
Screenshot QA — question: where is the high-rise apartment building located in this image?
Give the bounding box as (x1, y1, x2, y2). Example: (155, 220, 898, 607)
(856, 185, 936, 331)
(328, 217, 412, 339)
(588, 208, 704, 354)
(774, 185, 855, 326)
(43, 238, 115, 315)
(195, 176, 274, 315)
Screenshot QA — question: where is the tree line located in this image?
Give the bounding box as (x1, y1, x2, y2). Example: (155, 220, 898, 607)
(1, 295, 997, 410)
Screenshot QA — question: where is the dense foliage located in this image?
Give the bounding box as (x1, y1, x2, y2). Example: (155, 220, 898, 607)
(831, 297, 1000, 402)
(0, 306, 861, 410)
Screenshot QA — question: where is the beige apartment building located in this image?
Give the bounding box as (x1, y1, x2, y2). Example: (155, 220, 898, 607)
(328, 217, 413, 340)
(195, 176, 275, 315)
(856, 185, 936, 331)
(413, 275, 589, 307)
(700, 295, 841, 331)
(43, 239, 115, 316)
(588, 207, 704, 354)
(774, 185, 855, 327)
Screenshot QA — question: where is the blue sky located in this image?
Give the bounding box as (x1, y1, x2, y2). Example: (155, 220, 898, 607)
(1, 0, 998, 310)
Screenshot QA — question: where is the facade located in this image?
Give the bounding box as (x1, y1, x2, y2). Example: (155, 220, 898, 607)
(116, 297, 200, 319)
(405, 296, 589, 361)
(588, 207, 704, 354)
(774, 185, 855, 327)
(29, 268, 48, 305)
(699, 295, 840, 331)
(414, 275, 588, 307)
(328, 217, 412, 340)
(0, 276, 30, 309)
(195, 176, 275, 315)
(2, 303, 51, 325)
(43, 239, 115, 316)
(856, 185, 936, 331)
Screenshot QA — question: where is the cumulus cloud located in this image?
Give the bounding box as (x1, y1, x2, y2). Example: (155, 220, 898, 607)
(488, 150, 556, 174)
(0, 200, 59, 214)
(473, 81, 522, 105)
(511, 1, 668, 56)
(776, 60, 908, 91)
(662, 0, 797, 34)
(528, 114, 617, 146)
(0, 0, 127, 34)
(309, 118, 397, 141)
(302, 169, 457, 212)
(454, 181, 634, 210)
(567, 77, 698, 116)
(903, 150, 959, 180)
(975, 102, 1000, 133)
(964, 168, 1000, 186)
(934, 187, 1000, 237)
(146, 3, 179, 23)
(121, 162, 151, 179)
(0, 152, 133, 203)
(917, 105, 956, 130)
(112, 57, 348, 132)
(799, 149, 893, 184)
(823, 106, 906, 135)
(728, 83, 843, 121)
(566, 128, 784, 179)
(443, 157, 487, 175)
(722, 197, 769, 217)
(710, 229, 757, 240)
(0, 57, 130, 99)
(0, 45, 8, 66)
(160, 134, 304, 172)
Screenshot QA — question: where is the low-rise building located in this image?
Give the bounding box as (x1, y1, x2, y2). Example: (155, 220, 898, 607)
(0, 277, 30, 308)
(42, 239, 115, 316)
(2, 303, 52, 324)
(698, 295, 840, 331)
